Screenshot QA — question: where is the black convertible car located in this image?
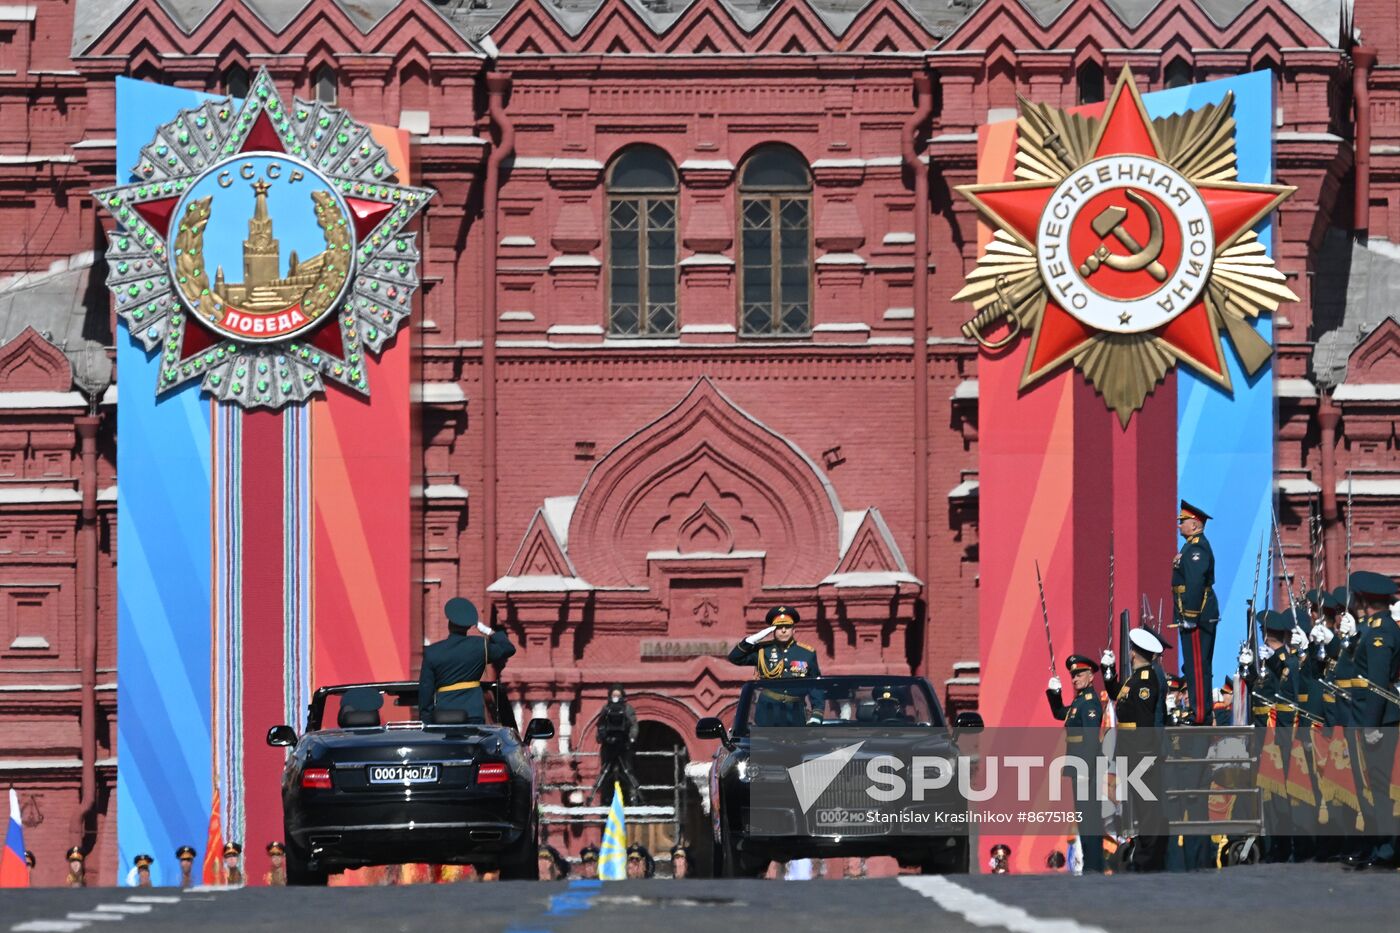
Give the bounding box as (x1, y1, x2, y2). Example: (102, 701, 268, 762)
(697, 675, 982, 877)
(267, 681, 554, 884)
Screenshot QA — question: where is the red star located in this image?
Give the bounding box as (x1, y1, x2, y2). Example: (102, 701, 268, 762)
(959, 68, 1293, 389)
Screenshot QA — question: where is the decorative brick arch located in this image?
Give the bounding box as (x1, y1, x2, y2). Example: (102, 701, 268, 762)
(577, 690, 702, 756)
(1347, 317, 1400, 384)
(0, 327, 74, 393)
(567, 378, 843, 589)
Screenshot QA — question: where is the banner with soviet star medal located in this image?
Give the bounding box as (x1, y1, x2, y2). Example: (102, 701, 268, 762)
(108, 75, 421, 887)
(94, 67, 433, 409)
(954, 66, 1296, 426)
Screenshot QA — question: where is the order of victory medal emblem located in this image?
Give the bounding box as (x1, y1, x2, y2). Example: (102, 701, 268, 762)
(93, 68, 434, 409)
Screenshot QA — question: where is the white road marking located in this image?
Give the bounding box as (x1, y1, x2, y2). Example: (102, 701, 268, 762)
(90, 908, 150, 916)
(64, 916, 122, 923)
(12, 922, 89, 932)
(125, 896, 180, 904)
(898, 876, 1111, 933)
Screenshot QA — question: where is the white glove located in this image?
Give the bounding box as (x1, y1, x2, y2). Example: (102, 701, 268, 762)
(745, 626, 776, 645)
(1048, 676, 1062, 692)
(1258, 644, 1275, 662)
(1364, 729, 1383, 746)
(1309, 623, 1333, 646)
(1290, 628, 1307, 651)
(476, 621, 493, 636)
(1100, 649, 1115, 669)
(1165, 694, 1177, 712)
(1238, 647, 1253, 667)
(1339, 613, 1357, 638)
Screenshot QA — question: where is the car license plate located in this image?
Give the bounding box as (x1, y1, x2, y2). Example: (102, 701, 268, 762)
(367, 764, 439, 784)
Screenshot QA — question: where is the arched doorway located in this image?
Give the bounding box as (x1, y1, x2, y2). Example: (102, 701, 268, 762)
(631, 720, 708, 875)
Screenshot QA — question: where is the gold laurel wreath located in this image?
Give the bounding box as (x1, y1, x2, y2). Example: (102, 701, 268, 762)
(954, 92, 1298, 424)
(172, 189, 351, 326)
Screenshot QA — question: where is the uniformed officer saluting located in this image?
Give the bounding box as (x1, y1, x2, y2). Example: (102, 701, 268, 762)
(418, 597, 517, 724)
(729, 605, 824, 726)
(1173, 500, 1219, 725)
(1047, 654, 1104, 874)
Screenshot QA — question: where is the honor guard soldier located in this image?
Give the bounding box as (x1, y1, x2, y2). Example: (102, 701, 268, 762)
(1105, 628, 1170, 872)
(1342, 571, 1400, 871)
(1174, 501, 1219, 725)
(729, 606, 824, 726)
(577, 844, 599, 879)
(265, 841, 286, 886)
(1046, 654, 1104, 873)
(419, 597, 517, 724)
(133, 853, 154, 887)
(65, 847, 85, 887)
(175, 845, 196, 888)
(222, 842, 244, 885)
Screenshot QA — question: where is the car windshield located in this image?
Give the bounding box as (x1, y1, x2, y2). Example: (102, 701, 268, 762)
(311, 683, 502, 731)
(735, 677, 943, 734)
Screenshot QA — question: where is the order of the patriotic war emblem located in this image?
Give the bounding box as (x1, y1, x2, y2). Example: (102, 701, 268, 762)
(93, 68, 433, 408)
(954, 67, 1296, 424)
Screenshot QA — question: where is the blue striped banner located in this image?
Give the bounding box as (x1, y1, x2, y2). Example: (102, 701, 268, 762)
(1145, 72, 1278, 680)
(114, 78, 219, 887)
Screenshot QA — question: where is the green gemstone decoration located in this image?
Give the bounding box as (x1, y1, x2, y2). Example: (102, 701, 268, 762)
(256, 379, 269, 393)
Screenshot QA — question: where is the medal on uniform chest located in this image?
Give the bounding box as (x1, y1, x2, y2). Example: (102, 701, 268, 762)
(955, 68, 1295, 424)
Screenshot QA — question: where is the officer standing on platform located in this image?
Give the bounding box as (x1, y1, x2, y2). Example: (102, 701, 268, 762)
(1174, 501, 1219, 725)
(418, 597, 517, 724)
(175, 845, 196, 888)
(729, 606, 824, 726)
(1104, 628, 1170, 872)
(1342, 571, 1400, 871)
(1047, 654, 1104, 873)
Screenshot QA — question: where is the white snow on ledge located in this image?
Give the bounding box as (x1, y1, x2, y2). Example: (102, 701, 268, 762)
(821, 571, 922, 588)
(1333, 383, 1400, 401)
(487, 575, 592, 593)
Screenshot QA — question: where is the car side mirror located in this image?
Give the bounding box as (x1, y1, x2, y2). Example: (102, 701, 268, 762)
(952, 711, 984, 740)
(696, 716, 732, 748)
(524, 718, 555, 742)
(267, 725, 297, 747)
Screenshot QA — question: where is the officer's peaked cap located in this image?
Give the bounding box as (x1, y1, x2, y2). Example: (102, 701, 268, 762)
(1178, 500, 1212, 522)
(445, 597, 479, 628)
(1349, 571, 1398, 599)
(1065, 655, 1099, 674)
(765, 605, 800, 626)
(1262, 611, 1294, 634)
(1128, 627, 1168, 655)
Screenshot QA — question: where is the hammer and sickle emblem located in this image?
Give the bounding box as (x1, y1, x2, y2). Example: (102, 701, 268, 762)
(1078, 190, 1168, 282)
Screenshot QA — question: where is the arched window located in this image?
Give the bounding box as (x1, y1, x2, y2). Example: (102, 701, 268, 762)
(314, 65, 337, 105)
(224, 65, 250, 99)
(607, 147, 678, 337)
(1076, 60, 1105, 105)
(738, 146, 811, 336)
(1164, 58, 1193, 89)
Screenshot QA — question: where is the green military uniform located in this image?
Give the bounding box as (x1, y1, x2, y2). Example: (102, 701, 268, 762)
(1047, 654, 1104, 873)
(1343, 571, 1400, 870)
(1173, 501, 1220, 725)
(729, 605, 824, 726)
(418, 597, 516, 723)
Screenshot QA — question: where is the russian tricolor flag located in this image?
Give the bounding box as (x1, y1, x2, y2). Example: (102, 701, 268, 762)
(0, 787, 29, 888)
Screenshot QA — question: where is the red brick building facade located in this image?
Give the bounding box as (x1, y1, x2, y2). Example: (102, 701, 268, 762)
(2, 0, 1399, 881)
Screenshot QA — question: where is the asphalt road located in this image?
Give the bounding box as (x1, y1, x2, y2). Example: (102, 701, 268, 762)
(4, 865, 1394, 933)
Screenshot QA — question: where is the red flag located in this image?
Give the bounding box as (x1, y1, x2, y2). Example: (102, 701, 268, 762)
(202, 783, 225, 886)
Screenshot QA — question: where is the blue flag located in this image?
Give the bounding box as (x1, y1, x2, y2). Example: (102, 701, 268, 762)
(598, 782, 627, 880)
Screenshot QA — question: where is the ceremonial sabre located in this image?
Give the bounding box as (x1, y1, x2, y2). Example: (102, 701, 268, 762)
(1345, 472, 1354, 616)
(1270, 507, 1304, 630)
(1106, 532, 1116, 656)
(1034, 560, 1055, 674)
